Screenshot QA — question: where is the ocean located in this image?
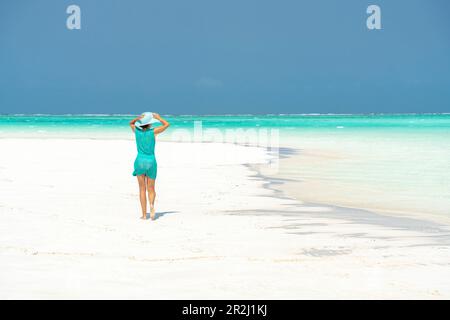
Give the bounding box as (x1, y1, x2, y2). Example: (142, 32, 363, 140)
(1, 114, 449, 220)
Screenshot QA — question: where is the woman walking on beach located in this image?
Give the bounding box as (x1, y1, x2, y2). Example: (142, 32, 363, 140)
(130, 112, 170, 220)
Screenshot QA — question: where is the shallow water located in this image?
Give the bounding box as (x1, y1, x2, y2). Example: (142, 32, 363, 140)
(270, 129, 450, 219)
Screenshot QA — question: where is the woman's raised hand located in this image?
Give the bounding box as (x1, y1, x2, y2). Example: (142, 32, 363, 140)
(153, 113, 170, 135)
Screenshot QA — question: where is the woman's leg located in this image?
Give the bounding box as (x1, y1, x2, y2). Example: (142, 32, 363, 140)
(146, 178, 156, 219)
(137, 175, 147, 219)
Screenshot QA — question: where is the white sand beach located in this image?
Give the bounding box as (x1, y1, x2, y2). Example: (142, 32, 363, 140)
(1, 138, 450, 299)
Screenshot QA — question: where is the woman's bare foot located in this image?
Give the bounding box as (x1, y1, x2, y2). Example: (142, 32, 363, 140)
(150, 206, 155, 220)
(140, 215, 146, 220)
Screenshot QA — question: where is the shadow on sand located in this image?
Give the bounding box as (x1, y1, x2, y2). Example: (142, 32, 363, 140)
(145, 211, 179, 220)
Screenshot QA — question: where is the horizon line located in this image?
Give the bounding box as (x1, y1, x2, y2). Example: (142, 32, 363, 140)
(1, 112, 449, 117)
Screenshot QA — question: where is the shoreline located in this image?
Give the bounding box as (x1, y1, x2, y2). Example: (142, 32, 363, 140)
(1, 133, 448, 225)
(255, 142, 450, 226)
(249, 159, 450, 232)
(1, 133, 447, 224)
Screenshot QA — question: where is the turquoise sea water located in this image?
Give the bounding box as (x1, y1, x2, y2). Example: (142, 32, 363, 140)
(0, 114, 449, 138)
(1, 114, 449, 219)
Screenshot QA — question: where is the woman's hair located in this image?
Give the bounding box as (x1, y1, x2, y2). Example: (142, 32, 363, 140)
(140, 124, 151, 130)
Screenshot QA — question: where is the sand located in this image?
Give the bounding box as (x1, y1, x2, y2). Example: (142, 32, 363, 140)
(0, 138, 450, 299)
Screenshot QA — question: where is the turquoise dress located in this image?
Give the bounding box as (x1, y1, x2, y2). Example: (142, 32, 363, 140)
(132, 128, 157, 179)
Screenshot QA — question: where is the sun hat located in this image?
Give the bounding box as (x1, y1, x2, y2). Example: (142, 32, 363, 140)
(135, 112, 160, 129)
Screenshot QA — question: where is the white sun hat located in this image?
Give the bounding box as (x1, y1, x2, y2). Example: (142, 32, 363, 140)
(135, 112, 160, 128)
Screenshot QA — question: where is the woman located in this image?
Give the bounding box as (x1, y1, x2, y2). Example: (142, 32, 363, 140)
(130, 112, 170, 220)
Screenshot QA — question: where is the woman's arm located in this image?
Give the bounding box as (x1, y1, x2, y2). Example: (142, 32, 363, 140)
(153, 113, 170, 135)
(129, 114, 144, 132)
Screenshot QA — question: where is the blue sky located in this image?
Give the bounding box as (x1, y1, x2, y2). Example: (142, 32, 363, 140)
(1, 0, 449, 114)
